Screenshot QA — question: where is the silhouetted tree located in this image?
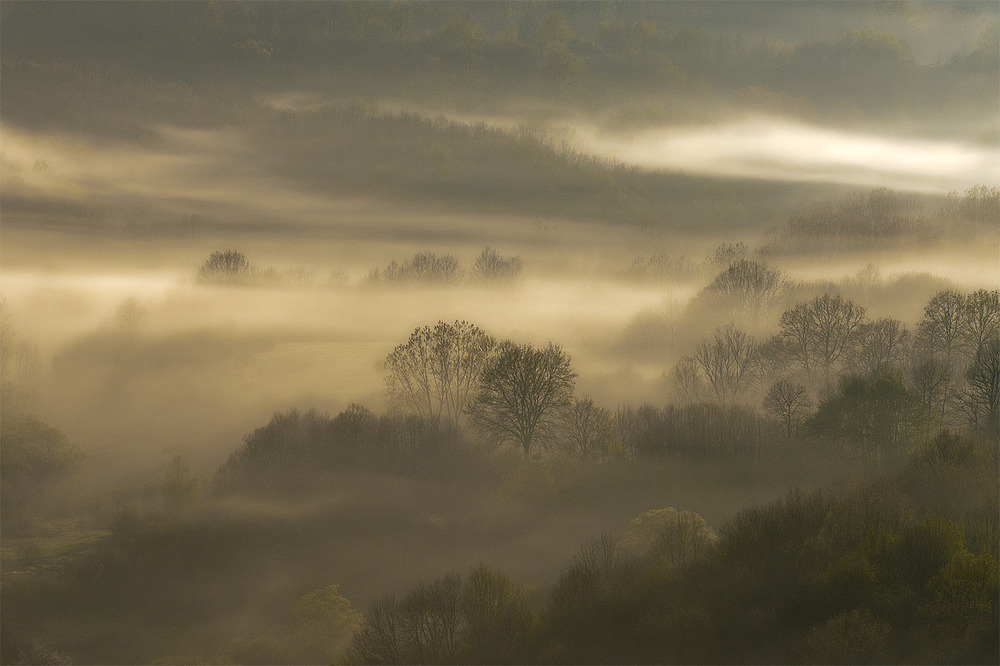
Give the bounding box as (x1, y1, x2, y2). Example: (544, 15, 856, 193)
(961, 289, 1000, 359)
(809, 373, 932, 466)
(561, 397, 611, 458)
(916, 290, 966, 366)
(471, 247, 522, 283)
(910, 355, 955, 421)
(384, 321, 496, 430)
(113, 296, 148, 339)
(694, 325, 760, 404)
(849, 317, 909, 377)
(778, 293, 867, 385)
(196, 249, 253, 286)
(703, 259, 789, 327)
(672, 356, 703, 405)
(959, 336, 1000, 440)
(470, 341, 576, 458)
(763, 379, 813, 443)
(346, 594, 401, 665)
(461, 565, 534, 664)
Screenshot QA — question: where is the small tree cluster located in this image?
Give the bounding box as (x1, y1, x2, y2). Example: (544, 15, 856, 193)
(196, 250, 256, 286)
(471, 246, 522, 283)
(346, 565, 534, 665)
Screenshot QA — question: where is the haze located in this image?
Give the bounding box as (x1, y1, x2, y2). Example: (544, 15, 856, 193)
(1, 2, 998, 664)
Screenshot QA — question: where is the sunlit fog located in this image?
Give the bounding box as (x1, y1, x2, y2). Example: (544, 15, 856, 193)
(2, 2, 998, 665)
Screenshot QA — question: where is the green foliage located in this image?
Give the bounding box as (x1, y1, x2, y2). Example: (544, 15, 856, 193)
(0, 412, 78, 480)
(809, 373, 934, 465)
(346, 566, 534, 665)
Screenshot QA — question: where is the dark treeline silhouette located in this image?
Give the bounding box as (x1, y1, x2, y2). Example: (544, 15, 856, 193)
(2, 282, 998, 663)
(3, 2, 996, 129)
(348, 432, 997, 664)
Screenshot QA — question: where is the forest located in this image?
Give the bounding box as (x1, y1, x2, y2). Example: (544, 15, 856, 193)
(1, 2, 998, 665)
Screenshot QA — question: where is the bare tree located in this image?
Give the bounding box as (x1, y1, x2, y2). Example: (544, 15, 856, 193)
(384, 321, 495, 429)
(703, 259, 789, 327)
(915, 289, 966, 366)
(672, 356, 703, 405)
(763, 378, 813, 443)
(114, 296, 149, 339)
(909, 355, 955, 421)
(561, 397, 611, 458)
(470, 341, 576, 458)
(849, 317, 910, 377)
(694, 325, 760, 404)
(610, 404, 640, 460)
(346, 594, 402, 665)
(472, 246, 522, 283)
(460, 564, 533, 664)
(196, 249, 253, 286)
(778, 293, 867, 386)
(959, 336, 1000, 440)
(961, 288, 1000, 359)
(400, 574, 464, 664)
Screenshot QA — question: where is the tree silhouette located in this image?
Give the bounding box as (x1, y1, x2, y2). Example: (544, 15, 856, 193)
(196, 250, 253, 286)
(763, 379, 813, 443)
(385, 321, 495, 430)
(470, 341, 576, 458)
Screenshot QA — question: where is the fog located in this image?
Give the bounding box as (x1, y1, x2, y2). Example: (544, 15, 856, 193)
(2, 2, 998, 664)
(576, 117, 1000, 193)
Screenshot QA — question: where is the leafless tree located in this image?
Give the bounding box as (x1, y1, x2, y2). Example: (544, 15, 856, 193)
(694, 325, 760, 404)
(763, 378, 813, 443)
(909, 355, 955, 421)
(196, 249, 253, 285)
(611, 404, 640, 460)
(849, 317, 910, 377)
(561, 397, 611, 458)
(470, 341, 576, 458)
(915, 289, 966, 366)
(384, 321, 495, 429)
(400, 575, 464, 664)
(959, 336, 1000, 439)
(471, 246, 522, 283)
(961, 288, 1000, 359)
(346, 594, 401, 665)
(114, 296, 149, 339)
(672, 356, 704, 405)
(704, 259, 789, 327)
(778, 293, 866, 386)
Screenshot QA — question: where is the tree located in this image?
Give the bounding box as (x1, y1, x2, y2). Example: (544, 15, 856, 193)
(561, 397, 611, 458)
(848, 317, 909, 377)
(471, 247, 522, 283)
(346, 594, 401, 665)
(916, 290, 966, 366)
(959, 336, 1000, 440)
(778, 293, 867, 386)
(672, 356, 703, 405)
(961, 289, 1000, 359)
(809, 373, 933, 466)
(470, 341, 576, 458)
(703, 259, 789, 328)
(399, 574, 464, 664)
(910, 355, 955, 421)
(694, 325, 760, 404)
(287, 585, 362, 664)
(461, 565, 534, 664)
(114, 296, 148, 339)
(384, 321, 496, 430)
(196, 249, 253, 285)
(616, 507, 717, 569)
(763, 378, 813, 443)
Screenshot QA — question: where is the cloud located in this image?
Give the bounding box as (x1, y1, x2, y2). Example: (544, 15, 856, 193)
(574, 118, 999, 194)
